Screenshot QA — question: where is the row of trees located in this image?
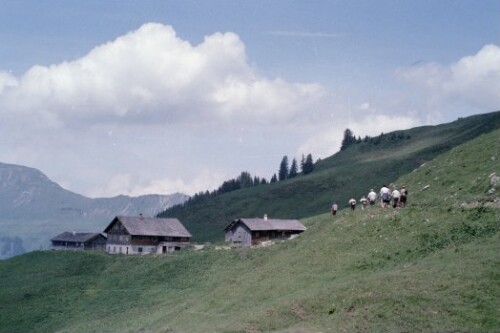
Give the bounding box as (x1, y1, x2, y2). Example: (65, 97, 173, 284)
(178, 153, 317, 206)
(277, 154, 314, 181)
(341, 128, 411, 150)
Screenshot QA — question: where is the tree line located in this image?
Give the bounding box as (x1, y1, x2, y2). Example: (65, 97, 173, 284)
(172, 153, 316, 207)
(340, 128, 411, 151)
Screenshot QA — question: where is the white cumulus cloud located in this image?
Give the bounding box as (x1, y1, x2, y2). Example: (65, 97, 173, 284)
(0, 23, 325, 128)
(397, 44, 500, 113)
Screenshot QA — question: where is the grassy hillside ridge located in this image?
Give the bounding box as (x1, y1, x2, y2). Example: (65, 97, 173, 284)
(160, 111, 500, 242)
(1, 128, 499, 333)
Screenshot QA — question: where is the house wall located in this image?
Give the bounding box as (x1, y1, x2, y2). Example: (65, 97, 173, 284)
(107, 234, 131, 245)
(83, 241, 106, 251)
(251, 230, 303, 245)
(52, 239, 106, 251)
(51, 241, 85, 251)
(106, 243, 156, 255)
(106, 239, 190, 255)
(225, 223, 252, 246)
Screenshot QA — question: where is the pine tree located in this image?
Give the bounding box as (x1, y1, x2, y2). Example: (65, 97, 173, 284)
(238, 171, 253, 188)
(270, 174, 278, 183)
(300, 154, 306, 173)
(303, 154, 314, 174)
(278, 156, 289, 181)
(289, 158, 298, 178)
(340, 128, 356, 150)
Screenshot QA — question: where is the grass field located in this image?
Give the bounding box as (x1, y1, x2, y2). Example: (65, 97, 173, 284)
(0, 128, 498, 332)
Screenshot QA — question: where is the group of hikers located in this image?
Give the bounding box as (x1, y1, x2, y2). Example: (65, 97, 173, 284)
(331, 185, 408, 215)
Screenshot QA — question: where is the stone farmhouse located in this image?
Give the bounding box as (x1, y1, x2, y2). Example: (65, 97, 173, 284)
(103, 215, 192, 255)
(224, 215, 306, 246)
(51, 232, 107, 251)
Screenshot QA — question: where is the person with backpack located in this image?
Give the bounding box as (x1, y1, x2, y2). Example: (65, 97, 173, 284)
(380, 185, 390, 208)
(400, 186, 408, 207)
(367, 189, 377, 206)
(349, 198, 356, 211)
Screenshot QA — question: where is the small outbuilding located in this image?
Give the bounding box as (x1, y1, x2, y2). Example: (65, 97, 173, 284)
(103, 215, 192, 255)
(224, 215, 306, 246)
(51, 232, 107, 251)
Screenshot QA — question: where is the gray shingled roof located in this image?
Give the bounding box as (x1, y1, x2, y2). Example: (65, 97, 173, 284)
(104, 216, 192, 238)
(51, 232, 105, 242)
(225, 218, 306, 232)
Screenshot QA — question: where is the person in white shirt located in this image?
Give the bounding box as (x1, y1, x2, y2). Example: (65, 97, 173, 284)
(348, 198, 356, 211)
(367, 189, 377, 206)
(391, 188, 401, 208)
(360, 196, 368, 210)
(380, 185, 390, 208)
(331, 202, 338, 216)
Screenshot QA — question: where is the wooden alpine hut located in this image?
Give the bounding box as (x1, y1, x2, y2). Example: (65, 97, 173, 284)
(50, 232, 107, 251)
(103, 215, 192, 255)
(224, 215, 306, 246)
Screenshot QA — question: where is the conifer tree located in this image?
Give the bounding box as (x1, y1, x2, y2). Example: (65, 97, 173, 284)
(289, 158, 298, 178)
(303, 154, 315, 174)
(278, 155, 289, 181)
(340, 128, 356, 150)
(270, 174, 278, 183)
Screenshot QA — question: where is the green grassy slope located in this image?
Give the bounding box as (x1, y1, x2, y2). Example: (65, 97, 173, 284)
(160, 111, 500, 242)
(1, 128, 499, 333)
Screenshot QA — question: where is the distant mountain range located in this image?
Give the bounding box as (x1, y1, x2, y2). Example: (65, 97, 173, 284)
(0, 162, 188, 258)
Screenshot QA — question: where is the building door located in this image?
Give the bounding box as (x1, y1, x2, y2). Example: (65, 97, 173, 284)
(162, 246, 167, 253)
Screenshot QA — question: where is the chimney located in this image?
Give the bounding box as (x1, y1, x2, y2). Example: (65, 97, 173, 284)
(264, 214, 268, 221)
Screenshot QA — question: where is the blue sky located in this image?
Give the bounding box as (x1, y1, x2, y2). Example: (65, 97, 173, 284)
(0, 1, 499, 197)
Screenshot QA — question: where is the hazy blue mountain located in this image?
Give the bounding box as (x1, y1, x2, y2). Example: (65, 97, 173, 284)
(0, 162, 188, 258)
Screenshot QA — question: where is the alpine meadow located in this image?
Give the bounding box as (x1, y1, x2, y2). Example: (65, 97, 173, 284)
(1, 112, 499, 333)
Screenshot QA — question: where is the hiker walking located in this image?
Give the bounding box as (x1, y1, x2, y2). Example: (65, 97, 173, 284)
(380, 185, 390, 208)
(400, 186, 408, 207)
(349, 198, 356, 211)
(367, 189, 377, 206)
(360, 196, 368, 210)
(391, 187, 401, 208)
(331, 202, 338, 216)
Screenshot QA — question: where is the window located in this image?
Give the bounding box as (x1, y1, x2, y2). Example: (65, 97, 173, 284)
(138, 247, 143, 253)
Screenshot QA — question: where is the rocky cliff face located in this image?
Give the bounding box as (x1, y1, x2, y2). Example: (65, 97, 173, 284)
(0, 162, 189, 258)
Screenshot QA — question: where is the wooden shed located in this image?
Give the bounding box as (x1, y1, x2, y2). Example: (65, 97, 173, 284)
(51, 232, 107, 251)
(103, 215, 192, 255)
(224, 216, 306, 246)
